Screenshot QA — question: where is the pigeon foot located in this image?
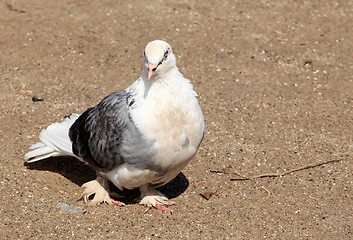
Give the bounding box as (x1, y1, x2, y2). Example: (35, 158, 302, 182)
(79, 177, 125, 207)
(139, 184, 175, 213)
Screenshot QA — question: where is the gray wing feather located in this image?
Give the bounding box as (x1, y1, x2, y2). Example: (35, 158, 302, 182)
(69, 91, 129, 170)
(69, 90, 157, 172)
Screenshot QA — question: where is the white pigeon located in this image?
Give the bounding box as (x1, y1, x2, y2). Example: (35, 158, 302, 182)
(25, 40, 205, 213)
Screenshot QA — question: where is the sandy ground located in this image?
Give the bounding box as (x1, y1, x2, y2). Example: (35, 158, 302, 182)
(1, 0, 352, 239)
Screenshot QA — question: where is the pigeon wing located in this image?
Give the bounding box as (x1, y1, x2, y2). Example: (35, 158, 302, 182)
(69, 90, 132, 171)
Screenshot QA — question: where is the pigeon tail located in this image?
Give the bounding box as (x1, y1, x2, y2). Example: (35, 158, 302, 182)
(25, 114, 79, 162)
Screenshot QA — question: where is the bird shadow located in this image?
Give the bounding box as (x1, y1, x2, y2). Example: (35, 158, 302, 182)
(24, 156, 96, 186)
(24, 156, 189, 201)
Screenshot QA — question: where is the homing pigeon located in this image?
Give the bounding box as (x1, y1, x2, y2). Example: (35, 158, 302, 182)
(25, 40, 205, 213)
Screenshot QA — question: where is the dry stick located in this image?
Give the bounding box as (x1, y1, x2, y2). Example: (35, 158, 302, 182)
(230, 159, 343, 181)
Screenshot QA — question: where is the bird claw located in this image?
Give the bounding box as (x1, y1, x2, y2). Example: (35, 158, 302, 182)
(111, 199, 125, 207)
(79, 178, 125, 207)
(140, 195, 175, 214)
(144, 203, 173, 214)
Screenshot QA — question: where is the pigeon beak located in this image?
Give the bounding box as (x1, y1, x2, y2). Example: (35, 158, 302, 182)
(148, 63, 157, 80)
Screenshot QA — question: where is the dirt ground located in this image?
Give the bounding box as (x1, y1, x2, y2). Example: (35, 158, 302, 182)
(1, 0, 352, 239)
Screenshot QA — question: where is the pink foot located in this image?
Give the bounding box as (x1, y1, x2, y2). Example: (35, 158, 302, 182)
(144, 203, 173, 214)
(154, 203, 173, 214)
(143, 202, 175, 214)
(111, 199, 125, 207)
(139, 185, 175, 214)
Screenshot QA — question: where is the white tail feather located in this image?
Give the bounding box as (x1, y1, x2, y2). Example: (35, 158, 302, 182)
(25, 114, 80, 163)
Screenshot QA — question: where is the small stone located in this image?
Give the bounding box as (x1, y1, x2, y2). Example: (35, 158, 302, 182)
(57, 203, 86, 213)
(32, 96, 44, 102)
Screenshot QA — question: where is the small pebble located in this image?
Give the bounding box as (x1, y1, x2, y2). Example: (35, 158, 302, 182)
(57, 203, 86, 213)
(32, 96, 44, 102)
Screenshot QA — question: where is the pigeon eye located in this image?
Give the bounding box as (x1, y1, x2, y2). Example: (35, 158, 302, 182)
(157, 50, 169, 67)
(164, 50, 169, 59)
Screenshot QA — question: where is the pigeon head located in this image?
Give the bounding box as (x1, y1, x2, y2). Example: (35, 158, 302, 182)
(143, 40, 176, 80)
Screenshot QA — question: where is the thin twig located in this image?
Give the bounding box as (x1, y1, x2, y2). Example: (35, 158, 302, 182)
(276, 38, 288, 42)
(229, 158, 343, 181)
(260, 186, 271, 196)
(331, 152, 348, 156)
(232, 171, 248, 179)
(210, 169, 229, 174)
